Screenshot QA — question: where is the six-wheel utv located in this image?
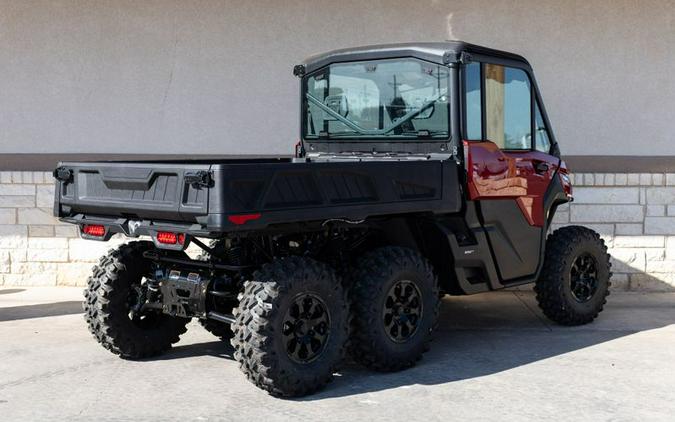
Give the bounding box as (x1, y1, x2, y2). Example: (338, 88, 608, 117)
(53, 42, 611, 397)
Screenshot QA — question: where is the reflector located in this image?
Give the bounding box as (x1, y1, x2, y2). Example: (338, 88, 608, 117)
(228, 213, 262, 225)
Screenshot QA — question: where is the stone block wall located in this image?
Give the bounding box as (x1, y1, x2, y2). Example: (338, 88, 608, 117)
(551, 173, 675, 291)
(0, 171, 674, 290)
(0, 171, 124, 286)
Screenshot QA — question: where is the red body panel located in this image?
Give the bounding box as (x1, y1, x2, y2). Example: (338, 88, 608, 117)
(464, 141, 559, 227)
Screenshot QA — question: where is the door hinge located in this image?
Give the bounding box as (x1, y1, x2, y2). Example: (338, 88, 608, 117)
(184, 170, 213, 189)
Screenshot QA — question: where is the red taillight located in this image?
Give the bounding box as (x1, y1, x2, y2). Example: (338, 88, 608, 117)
(156, 232, 185, 245)
(228, 213, 261, 225)
(82, 224, 105, 237)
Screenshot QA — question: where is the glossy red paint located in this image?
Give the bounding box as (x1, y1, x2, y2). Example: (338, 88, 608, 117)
(228, 213, 262, 225)
(464, 140, 559, 227)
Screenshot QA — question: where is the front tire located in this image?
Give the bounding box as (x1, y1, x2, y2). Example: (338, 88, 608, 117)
(83, 241, 189, 359)
(348, 247, 440, 372)
(230, 256, 349, 397)
(535, 226, 612, 325)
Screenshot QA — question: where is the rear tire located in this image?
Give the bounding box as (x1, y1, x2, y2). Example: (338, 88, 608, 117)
(83, 241, 189, 359)
(230, 256, 348, 397)
(535, 226, 612, 325)
(348, 247, 440, 371)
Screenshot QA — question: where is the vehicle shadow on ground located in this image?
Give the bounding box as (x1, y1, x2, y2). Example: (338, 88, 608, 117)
(158, 291, 675, 400)
(301, 291, 675, 401)
(0, 301, 82, 322)
(158, 340, 235, 361)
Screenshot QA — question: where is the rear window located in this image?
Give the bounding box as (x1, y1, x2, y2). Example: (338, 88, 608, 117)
(304, 58, 449, 140)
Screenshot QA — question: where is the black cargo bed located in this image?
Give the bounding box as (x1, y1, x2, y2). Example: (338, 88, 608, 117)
(55, 158, 462, 235)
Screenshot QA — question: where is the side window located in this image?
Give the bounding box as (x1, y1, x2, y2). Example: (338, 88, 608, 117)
(464, 62, 482, 140)
(534, 101, 551, 153)
(484, 64, 531, 150)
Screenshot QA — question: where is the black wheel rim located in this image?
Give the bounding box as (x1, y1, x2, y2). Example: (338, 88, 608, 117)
(570, 253, 599, 303)
(282, 294, 331, 364)
(383, 280, 423, 343)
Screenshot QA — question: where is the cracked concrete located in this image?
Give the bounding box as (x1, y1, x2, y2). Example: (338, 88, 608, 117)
(1, 287, 674, 421)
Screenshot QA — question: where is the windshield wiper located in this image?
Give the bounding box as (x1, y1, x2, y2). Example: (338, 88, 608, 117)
(399, 130, 449, 138)
(326, 130, 448, 139)
(306, 92, 445, 136)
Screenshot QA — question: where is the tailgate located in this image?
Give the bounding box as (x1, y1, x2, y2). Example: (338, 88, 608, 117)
(55, 162, 211, 221)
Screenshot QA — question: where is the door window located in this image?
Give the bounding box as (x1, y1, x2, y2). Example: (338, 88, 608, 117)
(484, 64, 531, 150)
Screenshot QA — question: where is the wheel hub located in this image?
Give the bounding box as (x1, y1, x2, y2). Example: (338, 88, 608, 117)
(383, 280, 423, 343)
(570, 253, 599, 303)
(282, 294, 331, 363)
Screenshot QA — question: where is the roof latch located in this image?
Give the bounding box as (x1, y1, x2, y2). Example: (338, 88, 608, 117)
(293, 65, 306, 78)
(53, 167, 73, 183)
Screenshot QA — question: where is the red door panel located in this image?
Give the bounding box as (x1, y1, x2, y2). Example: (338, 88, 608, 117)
(464, 140, 559, 227)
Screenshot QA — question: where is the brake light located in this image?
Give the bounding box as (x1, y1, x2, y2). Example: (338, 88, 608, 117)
(156, 232, 185, 245)
(82, 224, 105, 237)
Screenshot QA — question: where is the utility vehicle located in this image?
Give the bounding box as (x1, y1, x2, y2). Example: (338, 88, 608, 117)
(53, 42, 611, 397)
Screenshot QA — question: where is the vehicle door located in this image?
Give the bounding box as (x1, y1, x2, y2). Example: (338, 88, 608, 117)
(461, 60, 560, 281)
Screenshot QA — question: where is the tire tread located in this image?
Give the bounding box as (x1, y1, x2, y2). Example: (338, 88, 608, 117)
(83, 241, 188, 359)
(535, 226, 612, 326)
(230, 256, 348, 397)
(349, 246, 440, 371)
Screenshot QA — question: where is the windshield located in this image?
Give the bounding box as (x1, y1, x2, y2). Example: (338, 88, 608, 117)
(304, 58, 450, 140)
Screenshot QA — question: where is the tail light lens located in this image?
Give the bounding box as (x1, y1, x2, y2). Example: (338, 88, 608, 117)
(82, 224, 105, 237)
(156, 232, 185, 245)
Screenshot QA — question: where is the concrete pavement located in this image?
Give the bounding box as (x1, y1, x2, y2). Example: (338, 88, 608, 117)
(1, 287, 674, 421)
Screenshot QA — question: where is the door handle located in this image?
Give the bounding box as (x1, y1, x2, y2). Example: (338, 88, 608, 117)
(535, 162, 550, 173)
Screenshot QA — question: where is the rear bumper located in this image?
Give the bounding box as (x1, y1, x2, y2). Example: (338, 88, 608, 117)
(59, 214, 218, 240)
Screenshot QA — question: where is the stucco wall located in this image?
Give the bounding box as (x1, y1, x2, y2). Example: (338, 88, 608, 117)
(1, 0, 674, 157)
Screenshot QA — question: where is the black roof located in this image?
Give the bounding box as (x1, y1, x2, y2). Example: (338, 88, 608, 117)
(300, 41, 530, 74)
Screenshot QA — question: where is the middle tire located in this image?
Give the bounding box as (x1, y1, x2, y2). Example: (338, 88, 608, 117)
(349, 247, 440, 371)
(230, 256, 349, 397)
